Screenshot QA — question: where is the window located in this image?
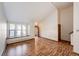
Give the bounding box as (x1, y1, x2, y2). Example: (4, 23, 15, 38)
(27, 25, 30, 35)
(22, 25, 26, 36)
(9, 24, 15, 38)
(16, 24, 21, 37)
(9, 31, 15, 38)
(8, 23, 28, 38)
(10, 24, 15, 30)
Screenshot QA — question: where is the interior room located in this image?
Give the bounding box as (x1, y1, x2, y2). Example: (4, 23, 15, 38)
(0, 2, 79, 56)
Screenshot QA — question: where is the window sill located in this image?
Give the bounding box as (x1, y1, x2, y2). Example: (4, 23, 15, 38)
(7, 35, 30, 39)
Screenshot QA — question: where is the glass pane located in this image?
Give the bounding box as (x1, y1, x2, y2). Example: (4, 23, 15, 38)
(10, 31, 14, 38)
(16, 30, 21, 37)
(22, 30, 26, 36)
(10, 24, 15, 30)
(16, 24, 21, 30)
(27, 25, 30, 35)
(22, 25, 26, 30)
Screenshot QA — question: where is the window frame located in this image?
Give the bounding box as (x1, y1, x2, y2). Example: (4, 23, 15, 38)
(8, 23, 29, 39)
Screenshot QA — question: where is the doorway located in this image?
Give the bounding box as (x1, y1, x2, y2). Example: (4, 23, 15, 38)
(35, 26, 40, 37)
(58, 5, 73, 42)
(58, 24, 61, 41)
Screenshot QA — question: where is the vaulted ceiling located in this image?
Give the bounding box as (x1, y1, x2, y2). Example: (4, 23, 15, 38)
(3, 2, 54, 23)
(52, 2, 73, 9)
(3, 2, 73, 23)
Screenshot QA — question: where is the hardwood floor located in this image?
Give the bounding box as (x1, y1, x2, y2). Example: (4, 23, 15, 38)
(3, 37, 79, 56)
(4, 39, 35, 56)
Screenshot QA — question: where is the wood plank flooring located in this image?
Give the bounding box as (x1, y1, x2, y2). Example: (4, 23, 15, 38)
(3, 37, 79, 56)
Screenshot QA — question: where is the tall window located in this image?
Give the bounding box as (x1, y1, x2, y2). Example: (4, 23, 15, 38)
(8, 24, 28, 38)
(22, 25, 26, 36)
(27, 25, 30, 35)
(9, 24, 15, 38)
(16, 24, 21, 37)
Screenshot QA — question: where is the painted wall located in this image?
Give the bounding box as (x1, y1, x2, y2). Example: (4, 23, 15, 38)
(39, 6, 58, 41)
(0, 3, 7, 55)
(60, 6, 73, 41)
(73, 2, 79, 53)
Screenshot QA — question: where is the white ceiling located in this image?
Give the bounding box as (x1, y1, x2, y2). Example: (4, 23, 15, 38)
(52, 2, 73, 9)
(3, 2, 73, 23)
(3, 2, 54, 23)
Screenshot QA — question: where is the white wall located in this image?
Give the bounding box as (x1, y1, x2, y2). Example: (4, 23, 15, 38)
(60, 6, 73, 41)
(0, 3, 7, 55)
(39, 6, 58, 41)
(73, 2, 79, 53)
